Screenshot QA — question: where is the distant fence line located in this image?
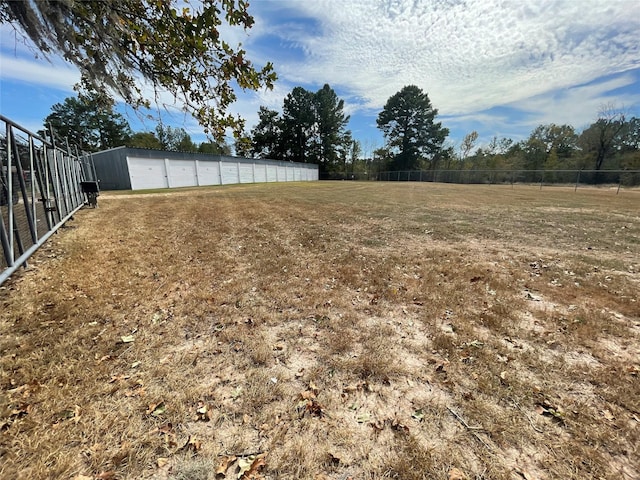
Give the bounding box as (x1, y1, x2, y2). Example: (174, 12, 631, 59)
(321, 169, 640, 190)
(0, 115, 93, 286)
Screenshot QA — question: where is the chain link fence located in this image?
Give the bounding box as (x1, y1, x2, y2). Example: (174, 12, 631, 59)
(321, 169, 640, 190)
(1, 115, 94, 285)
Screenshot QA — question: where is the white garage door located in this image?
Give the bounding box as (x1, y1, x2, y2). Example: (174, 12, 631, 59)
(127, 157, 168, 190)
(239, 163, 254, 183)
(168, 159, 197, 188)
(220, 162, 239, 184)
(266, 165, 277, 182)
(197, 161, 221, 185)
(254, 163, 267, 183)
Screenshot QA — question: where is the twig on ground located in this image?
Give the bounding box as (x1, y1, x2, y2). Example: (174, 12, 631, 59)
(222, 451, 265, 458)
(447, 406, 493, 451)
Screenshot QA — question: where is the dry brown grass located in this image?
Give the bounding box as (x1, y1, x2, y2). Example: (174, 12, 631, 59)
(1, 182, 638, 480)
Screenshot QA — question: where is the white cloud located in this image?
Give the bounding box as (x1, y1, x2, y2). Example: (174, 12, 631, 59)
(257, 0, 640, 114)
(0, 55, 79, 91)
(440, 73, 640, 145)
(511, 74, 640, 129)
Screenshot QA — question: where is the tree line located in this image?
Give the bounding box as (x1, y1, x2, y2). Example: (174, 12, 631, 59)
(43, 85, 640, 182)
(427, 108, 640, 176)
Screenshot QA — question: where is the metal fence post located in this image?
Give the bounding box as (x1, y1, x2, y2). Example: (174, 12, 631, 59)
(11, 128, 38, 244)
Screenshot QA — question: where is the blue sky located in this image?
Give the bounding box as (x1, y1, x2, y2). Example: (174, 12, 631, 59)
(1, 0, 640, 157)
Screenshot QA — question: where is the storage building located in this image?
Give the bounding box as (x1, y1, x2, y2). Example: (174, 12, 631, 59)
(90, 147, 319, 190)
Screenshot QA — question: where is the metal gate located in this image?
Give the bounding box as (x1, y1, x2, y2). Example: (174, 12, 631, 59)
(0, 115, 91, 285)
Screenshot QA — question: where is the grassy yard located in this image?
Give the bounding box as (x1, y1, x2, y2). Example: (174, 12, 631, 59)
(1, 182, 638, 480)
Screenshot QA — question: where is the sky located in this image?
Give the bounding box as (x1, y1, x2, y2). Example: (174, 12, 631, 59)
(1, 0, 640, 157)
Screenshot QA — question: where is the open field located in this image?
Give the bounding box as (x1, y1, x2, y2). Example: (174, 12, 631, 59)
(1, 182, 639, 480)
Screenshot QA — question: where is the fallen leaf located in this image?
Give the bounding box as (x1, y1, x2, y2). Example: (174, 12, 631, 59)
(182, 435, 201, 453)
(448, 467, 468, 480)
(602, 409, 614, 421)
(300, 390, 316, 400)
(72, 405, 82, 423)
(53, 408, 77, 424)
(237, 454, 266, 479)
(152, 423, 178, 448)
(237, 456, 254, 478)
(146, 402, 166, 416)
(535, 400, 565, 423)
(124, 384, 146, 398)
(109, 374, 130, 383)
(10, 403, 30, 418)
(412, 409, 424, 421)
(216, 455, 237, 477)
(156, 423, 174, 434)
(307, 399, 326, 417)
(196, 401, 211, 421)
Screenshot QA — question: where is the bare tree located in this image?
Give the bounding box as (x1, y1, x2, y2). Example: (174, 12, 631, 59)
(579, 104, 628, 170)
(460, 131, 478, 159)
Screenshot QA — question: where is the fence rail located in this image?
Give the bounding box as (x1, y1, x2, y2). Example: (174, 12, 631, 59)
(322, 169, 640, 189)
(0, 115, 92, 286)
